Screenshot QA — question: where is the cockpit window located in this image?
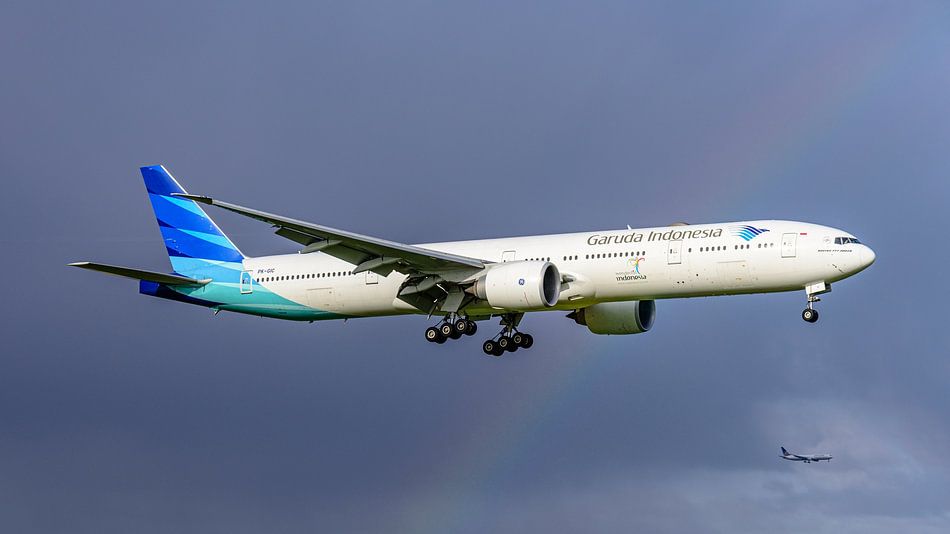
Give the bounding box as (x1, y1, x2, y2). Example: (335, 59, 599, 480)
(834, 236, 861, 245)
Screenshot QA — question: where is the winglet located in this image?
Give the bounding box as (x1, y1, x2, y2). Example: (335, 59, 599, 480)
(781, 447, 789, 456)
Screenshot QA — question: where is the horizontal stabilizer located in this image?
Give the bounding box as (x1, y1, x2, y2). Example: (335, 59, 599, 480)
(68, 262, 211, 286)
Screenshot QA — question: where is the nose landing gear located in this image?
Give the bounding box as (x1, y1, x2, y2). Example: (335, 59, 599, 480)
(801, 281, 830, 324)
(802, 306, 819, 323)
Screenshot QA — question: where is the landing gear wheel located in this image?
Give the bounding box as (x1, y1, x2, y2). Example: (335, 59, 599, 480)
(465, 320, 478, 336)
(511, 332, 525, 346)
(425, 326, 444, 343)
(505, 338, 519, 352)
(802, 308, 819, 323)
(497, 336, 511, 351)
(483, 340, 502, 356)
(440, 323, 455, 338)
(453, 318, 470, 336)
(519, 334, 534, 349)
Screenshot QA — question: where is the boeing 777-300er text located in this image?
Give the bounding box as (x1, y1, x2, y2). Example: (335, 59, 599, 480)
(781, 447, 833, 463)
(71, 166, 876, 356)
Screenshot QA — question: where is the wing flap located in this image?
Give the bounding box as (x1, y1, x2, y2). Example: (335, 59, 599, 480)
(68, 262, 211, 286)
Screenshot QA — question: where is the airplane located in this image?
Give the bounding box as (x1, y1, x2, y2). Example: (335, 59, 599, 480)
(781, 446, 833, 463)
(70, 165, 876, 356)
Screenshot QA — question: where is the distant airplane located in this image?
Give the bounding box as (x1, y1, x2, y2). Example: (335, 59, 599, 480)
(70, 165, 876, 356)
(781, 446, 832, 463)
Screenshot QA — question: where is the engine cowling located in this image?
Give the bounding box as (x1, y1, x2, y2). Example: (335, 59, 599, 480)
(472, 261, 561, 310)
(570, 300, 655, 335)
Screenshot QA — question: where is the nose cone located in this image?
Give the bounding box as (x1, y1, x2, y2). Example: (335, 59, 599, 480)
(860, 245, 876, 269)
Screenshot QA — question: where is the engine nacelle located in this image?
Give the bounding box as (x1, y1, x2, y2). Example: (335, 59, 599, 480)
(570, 300, 656, 335)
(472, 261, 561, 310)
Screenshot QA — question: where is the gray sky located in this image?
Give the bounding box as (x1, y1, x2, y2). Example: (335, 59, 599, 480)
(2, 2, 949, 532)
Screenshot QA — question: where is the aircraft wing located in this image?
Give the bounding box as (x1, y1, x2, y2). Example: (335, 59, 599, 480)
(173, 194, 486, 276)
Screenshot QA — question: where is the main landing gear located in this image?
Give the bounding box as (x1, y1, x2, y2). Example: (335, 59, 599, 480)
(424, 315, 477, 344)
(481, 331, 534, 357)
(481, 313, 534, 357)
(801, 281, 830, 324)
(424, 313, 535, 356)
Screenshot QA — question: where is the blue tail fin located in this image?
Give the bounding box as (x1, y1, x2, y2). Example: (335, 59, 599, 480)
(141, 165, 244, 273)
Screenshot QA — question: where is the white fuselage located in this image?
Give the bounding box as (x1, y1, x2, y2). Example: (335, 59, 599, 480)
(783, 454, 833, 462)
(237, 220, 875, 320)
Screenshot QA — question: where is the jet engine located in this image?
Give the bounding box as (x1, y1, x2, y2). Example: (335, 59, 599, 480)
(569, 300, 656, 335)
(470, 261, 561, 310)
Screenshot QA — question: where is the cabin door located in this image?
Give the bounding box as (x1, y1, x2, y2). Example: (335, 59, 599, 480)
(239, 271, 253, 294)
(781, 233, 797, 258)
(667, 240, 682, 265)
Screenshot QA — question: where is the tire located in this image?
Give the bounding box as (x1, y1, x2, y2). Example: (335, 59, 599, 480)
(520, 334, 534, 349)
(511, 332, 525, 346)
(483, 340, 497, 355)
(802, 309, 819, 323)
(449, 329, 463, 340)
(505, 338, 519, 352)
(492, 345, 505, 357)
(454, 318, 469, 336)
(497, 336, 510, 350)
(425, 326, 443, 343)
(440, 323, 454, 337)
(465, 320, 478, 336)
